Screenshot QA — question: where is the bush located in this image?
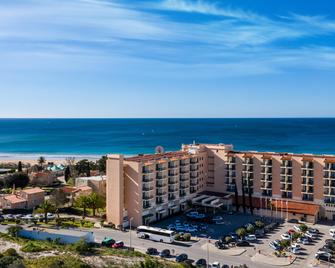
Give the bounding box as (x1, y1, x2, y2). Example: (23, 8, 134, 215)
(70, 239, 92, 254)
(236, 228, 247, 238)
(246, 225, 255, 234)
(183, 233, 191, 241)
(7, 226, 22, 237)
(299, 224, 308, 232)
(279, 239, 291, 249)
(23, 255, 92, 268)
(254, 220, 265, 229)
(225, 236, 233, 244)
(2, 248, 20, 257)
(21, 241, 51, 253)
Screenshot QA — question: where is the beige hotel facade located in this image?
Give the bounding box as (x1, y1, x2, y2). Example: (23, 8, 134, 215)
(107, 143, 335, 227)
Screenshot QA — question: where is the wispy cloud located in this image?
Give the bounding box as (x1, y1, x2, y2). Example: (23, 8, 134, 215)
(1, 0, 335, 77)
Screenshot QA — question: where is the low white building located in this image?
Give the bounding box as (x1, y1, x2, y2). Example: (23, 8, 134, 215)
(19, 227, 95, 244)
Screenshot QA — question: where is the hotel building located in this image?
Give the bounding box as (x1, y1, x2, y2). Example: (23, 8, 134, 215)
(107, 143, 335, 227)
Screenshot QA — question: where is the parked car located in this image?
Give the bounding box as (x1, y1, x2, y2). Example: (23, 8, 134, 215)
(305, 231, 317, 239)
(236, 241, 250, 247)
(4, 214, 14, 220)
(210, 262, 221, 268)
(308, 228, 319, 234)
(146, 247, 158, 255)
(101, 237, 115, 246)
(329, 229, 335, 236)
(288, 219, 299, 223)
(46, 213, 55, 220)
(245, 235, 257, 241)
(112, 241, 124, 249)
(175, 253, 188, 263)
(316, 253, 334, 263)
(269, 241, 282, 250)
(215, 241, 228, 249)
(22, 214, 34, 220)
(325, 239, 335, 244)
(288, 229, 296, 235)
(195, 259, 207, 267)
(291, 243, 301, 249)
(289, 247, 301, 254)
(317, 248, 333, 255)
(297, 237, 311, 245)
(159, 249, 171, 258)
(281, 233, 291, 240)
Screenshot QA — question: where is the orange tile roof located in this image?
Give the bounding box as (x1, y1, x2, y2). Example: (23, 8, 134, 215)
(21, 187, 45, 195)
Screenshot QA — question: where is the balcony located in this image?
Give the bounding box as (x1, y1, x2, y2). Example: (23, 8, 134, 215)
(227, 185, 236, 192)
(281, 169, 293, 175)
(243, 158, 253, 165)
(169, 171, 179, 176)
(227, 157, 236, 164)
(190, 178, 198, 186)
(262, 190, 272, 197)
(168, 194, 177, 201)
(302, 162, 314, 169)
(180, 191, 187, 197)
(324, 189, 335, 196)
(261, 167, 272, 174)
(302, 178, 314, 185)
(302, 186, 314, 193)
(156, 174, 166, 180)
(156, 191, 167, 196)
(302, 194, 314, 201)
(156, 182, 167, 188)
(142, 193, 154, 200)
(180, 175, 189, 182)
(143, 186, 154, 192)
(168, 178, 178, 184)
(261, 174, 273, 181)
(226, 171, 236, 177)
(282, 160, 293, 167)
(142, 176, 154, 183)
(156, 164, 166, 171)
(281, 185, 292, 191)
(302, 170, 314, 177)
(142, 167, 154, 174)
(281, 192, 292, 199)
(190, 165, 199, 171)
(180, 161, 189, 166)
(190, 158, 199, 164)
(243, 166, 254, 172)
(143, 202, 152, 209)
(180, 183, 189, 189)
(262, 160, 272, 166)
(156, 198, 165, 205)
(190, 172, 199, 178)
(325, 163, 335, 171)
(168, 186, 179, 192)
(324, 171, 335, 179)
(180, 168, 189, 174)
(168, 163, 178, 169)
(243, 173, 254, 180)
(261, 182, 272, 189)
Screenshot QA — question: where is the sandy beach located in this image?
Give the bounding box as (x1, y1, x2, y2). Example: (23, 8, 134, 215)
(0, 154, 101, 166)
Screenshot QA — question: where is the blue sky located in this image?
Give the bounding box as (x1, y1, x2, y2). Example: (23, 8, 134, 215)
(1, 0, 335, 118)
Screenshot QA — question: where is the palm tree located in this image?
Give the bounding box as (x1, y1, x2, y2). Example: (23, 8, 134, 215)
(88, 193, 105, 217)
(38, 156, 46, 167)
(75, 195, 91, 218)
(39, 200, 56, 223)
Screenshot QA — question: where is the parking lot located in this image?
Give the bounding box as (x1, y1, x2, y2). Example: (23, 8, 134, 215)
(152, 211, 261, 239)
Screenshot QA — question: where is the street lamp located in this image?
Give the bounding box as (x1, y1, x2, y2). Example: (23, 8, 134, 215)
(129, 217, 134, 249)
(207, 237, 210, 268)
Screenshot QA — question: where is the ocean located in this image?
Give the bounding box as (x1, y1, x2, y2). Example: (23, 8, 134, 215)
(0, 118, 334, 158)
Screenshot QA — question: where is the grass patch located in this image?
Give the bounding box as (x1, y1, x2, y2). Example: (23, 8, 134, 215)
(99, 247, 145, 258)
(24, 254, 92, 268)
(21, 241, 53, 253)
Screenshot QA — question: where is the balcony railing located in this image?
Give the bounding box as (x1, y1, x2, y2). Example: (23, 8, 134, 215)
(142, 176, 154, 183)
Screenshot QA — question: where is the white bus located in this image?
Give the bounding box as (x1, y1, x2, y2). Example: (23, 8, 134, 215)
(137, 226, 175, 243)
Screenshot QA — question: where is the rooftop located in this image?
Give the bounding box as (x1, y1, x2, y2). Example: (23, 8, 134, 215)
(3, 194, 26, 204)
(21, 187, 45, 195)
(76, 175, 106, 181)
(124, 151, 191, 163)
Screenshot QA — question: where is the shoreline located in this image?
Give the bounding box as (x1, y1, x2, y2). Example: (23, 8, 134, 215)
(0, 153, 102, 165)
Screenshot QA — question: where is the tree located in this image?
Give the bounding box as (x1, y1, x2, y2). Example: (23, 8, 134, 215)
(299, 224, 308, 232)
(246, 225, 255, 234)
(236, 227, 247, 239)
(75, 195, 91, 218)
(17, 161, 23, 172)
(7, 226, 22, 238)
(97, 156, 107, 174)
(255, 220, 265, 229)
(75, 159, 91, 177)
(38, 156, 46, 167)
(39, 200, 56, 223)
(4, 173, 29, 188)
(88, 193, 105, 217)
(64, 166, 71, 182)
(225, 236, 233, 244)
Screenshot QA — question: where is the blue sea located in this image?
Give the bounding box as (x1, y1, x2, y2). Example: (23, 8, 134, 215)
(0, 118, 334, 158)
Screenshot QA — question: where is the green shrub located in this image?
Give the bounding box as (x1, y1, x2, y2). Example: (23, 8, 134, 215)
(236, 228, 247, 238)
(21, 241, 51, 253)
(70, 239, 92, 254)
(183, 233, 191, 241)
(254, 220, 265, 229)
(23, 255, 91, 268)
(299, 224, 308, 232)
(7, 226, 22, 237)
(2, 248, 20, 257)
(279, 239, 291, 249)
(246, 225, 255, 234)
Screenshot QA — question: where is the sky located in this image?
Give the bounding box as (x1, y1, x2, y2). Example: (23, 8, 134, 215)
(1, 0, 335, 118)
